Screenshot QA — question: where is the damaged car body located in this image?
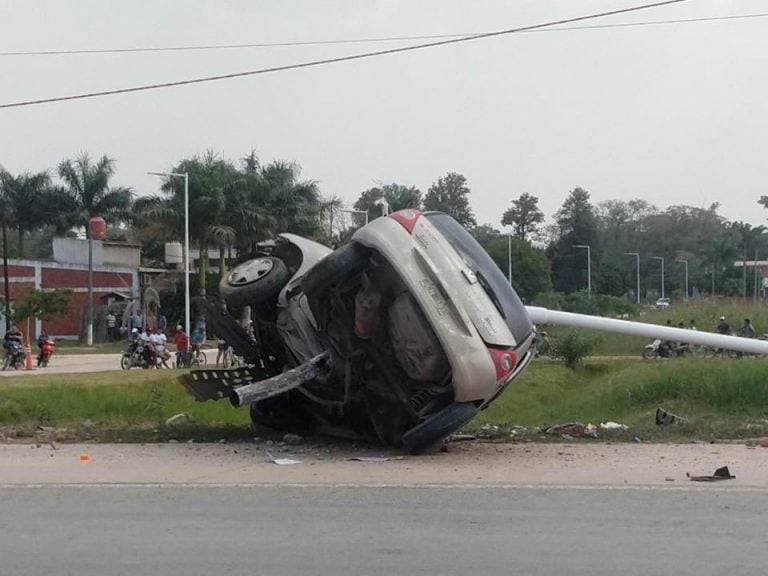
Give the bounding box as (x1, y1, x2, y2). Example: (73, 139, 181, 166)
(180, 210, 536, 453)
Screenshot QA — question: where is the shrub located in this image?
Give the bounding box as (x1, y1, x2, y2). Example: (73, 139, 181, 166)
(553, 329, 602, 369)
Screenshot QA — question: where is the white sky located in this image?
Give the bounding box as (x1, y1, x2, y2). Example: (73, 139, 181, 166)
(1, 0, 766, 229)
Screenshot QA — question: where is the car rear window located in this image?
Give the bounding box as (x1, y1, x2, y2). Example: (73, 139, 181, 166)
(424, 212, 532, 344)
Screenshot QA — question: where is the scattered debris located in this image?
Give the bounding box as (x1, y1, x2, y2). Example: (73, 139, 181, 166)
(448, 433, 477, 442)
(476, 424, 503, 439)
(79, 453, 90, 462)
(656, 407, 687, 426)
(561, 433, 574, 441)
(347, 456, 404, 462)
(664, 476, 675, 482)
(544, 422, 598, 438)
(759, 440, 768, 448)
(633, 436, 642, 443)
(282, 433, 304, 446)
(686, 466, 735, 482)
(266, 450, 301, 465)
(600, 422, 629, 431)
(165, 413, 194, 427)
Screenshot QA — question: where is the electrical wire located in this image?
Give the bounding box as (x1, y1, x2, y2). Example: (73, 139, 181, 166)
(0, 0, 688, 110)
(2, 12, 764, 57)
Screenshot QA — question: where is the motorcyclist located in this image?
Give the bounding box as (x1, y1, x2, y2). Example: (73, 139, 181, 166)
(36, 330, 50, 364)
(3, 324, 23, 351)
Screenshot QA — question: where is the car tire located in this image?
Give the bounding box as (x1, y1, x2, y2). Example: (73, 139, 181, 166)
(400, 401, 479, 455)
(220, 256, 290, 309)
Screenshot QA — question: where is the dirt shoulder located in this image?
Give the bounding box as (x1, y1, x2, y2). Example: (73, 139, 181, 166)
(2, 441, 766, 489)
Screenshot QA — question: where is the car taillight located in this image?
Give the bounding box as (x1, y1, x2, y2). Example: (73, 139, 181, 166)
(487, 346, 518, 381)
(388, 209, 421, 234)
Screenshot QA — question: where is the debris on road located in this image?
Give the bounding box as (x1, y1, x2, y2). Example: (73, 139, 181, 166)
(448, 434, 477, 442)
(600, 421, 629, 431)
(543, 422, 598, 438)
(656, 407, 687, 426)
(282, 433, 304, 446)
(165, 413, 195, 427)
(476, 424, 504, 439)
(686, 466, 735, 482)
(347, 456, 404, 462)
(266, 450, 301, 465)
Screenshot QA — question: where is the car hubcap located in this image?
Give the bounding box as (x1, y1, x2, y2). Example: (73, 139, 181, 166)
(228, 258, 274, 286)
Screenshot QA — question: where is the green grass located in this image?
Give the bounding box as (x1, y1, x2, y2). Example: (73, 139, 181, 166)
(0, 370, 250, 442)
(3, 356, 768, 444)
(471, 357, 768, 441)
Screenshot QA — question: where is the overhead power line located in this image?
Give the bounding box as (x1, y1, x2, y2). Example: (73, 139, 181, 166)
(2, 12, 764, 57)
(0, 0, 688, 110)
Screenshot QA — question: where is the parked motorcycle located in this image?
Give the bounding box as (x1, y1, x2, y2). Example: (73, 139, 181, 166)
(37, 338, 56, 367)
(642, 338, 691, 359)
(2, 341, 26, 371)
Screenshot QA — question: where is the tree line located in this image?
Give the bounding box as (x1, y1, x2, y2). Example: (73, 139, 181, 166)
(3, 151, 766, 308)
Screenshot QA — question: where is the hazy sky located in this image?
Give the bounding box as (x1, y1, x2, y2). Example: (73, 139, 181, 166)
(1, 0, 766, 230)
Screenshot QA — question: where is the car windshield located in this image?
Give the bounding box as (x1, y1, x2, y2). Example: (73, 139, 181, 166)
(424, 212, 532, 344)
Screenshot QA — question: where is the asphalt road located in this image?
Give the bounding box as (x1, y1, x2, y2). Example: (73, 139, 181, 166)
(2, 485, 766, 576)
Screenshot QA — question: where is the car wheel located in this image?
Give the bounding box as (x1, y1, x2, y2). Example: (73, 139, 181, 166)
(400, 402, 479, 455)
(220, 256, 290, 309)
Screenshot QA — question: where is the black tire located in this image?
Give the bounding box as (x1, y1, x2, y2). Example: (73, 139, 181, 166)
(642, 347, 657, 360)
(120, 354, 131, 370)
(220, 256, 290, 309)
(400, 402, 479, 455)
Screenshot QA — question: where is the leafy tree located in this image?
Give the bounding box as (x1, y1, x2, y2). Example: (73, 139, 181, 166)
(423, 172, 476, 227)
(0, 169, 57, 257)
(501, 193, 544, 243)
(13, 288, 72, 324)
(546, 187, 599, 294)
(57, 153, 133, 237)
(353, 183, 422, 223)
(484, 235, 552, 301)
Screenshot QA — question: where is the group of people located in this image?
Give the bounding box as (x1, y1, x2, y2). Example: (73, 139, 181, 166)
(715, 316, 757, 338)
(129, 326, 172, 368)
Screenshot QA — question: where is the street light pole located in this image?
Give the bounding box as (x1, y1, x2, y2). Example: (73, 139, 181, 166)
(676, 258, 688, 299)
(624, 252, 640, 304)
(651, 256, 665, 299)
(573, 245, 591, 298)
(507, 232, 512, 285)
(149, 171, 190, 339)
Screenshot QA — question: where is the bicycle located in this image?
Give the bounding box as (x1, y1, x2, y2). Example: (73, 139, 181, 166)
(221, 346, 241, 368)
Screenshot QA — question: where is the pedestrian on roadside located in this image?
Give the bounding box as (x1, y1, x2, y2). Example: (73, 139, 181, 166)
(716, 316, 731, 335)
(689, 319, 697, 331)
(158, 313, 167, 336)
(130, 308, 144, 334)
(106, 311, 117, 341)
(739, 318, 755, 339)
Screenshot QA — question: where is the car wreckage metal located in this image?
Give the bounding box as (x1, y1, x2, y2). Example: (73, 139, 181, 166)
(179, 210, 768, 453)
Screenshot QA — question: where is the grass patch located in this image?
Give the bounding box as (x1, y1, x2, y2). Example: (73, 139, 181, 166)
(471, 358, 768, 441)
(0, 370, 250, 442)
(4, 357, 768, 444)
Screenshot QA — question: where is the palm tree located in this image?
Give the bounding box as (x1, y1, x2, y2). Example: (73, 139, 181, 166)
(0, 169, 56, 257)
(57, 153, 133, 237)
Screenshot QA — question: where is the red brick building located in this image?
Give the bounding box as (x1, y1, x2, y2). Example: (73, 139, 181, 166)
(1, 257, 139, 340)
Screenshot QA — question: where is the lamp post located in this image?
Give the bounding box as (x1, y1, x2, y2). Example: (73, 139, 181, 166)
(624, 252, 640, 304)
(507, 232, 512, 285)
(676, 258, 688, 299)
(573, 244, 591, 298)
(149, 171, 190, 339)
(651, 256, 665, 299)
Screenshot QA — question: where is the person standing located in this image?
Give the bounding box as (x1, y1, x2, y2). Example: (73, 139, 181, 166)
(130, 308, 144, 334)
(158, 313, 167, 336)
(716, 316, 731, 335)
(173, 325, 189, 368)
(739, 318, 755, 339)
(106, 311, 117, 341)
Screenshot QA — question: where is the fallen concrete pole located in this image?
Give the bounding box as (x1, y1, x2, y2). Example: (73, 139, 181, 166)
(526, 306, 768, 356)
